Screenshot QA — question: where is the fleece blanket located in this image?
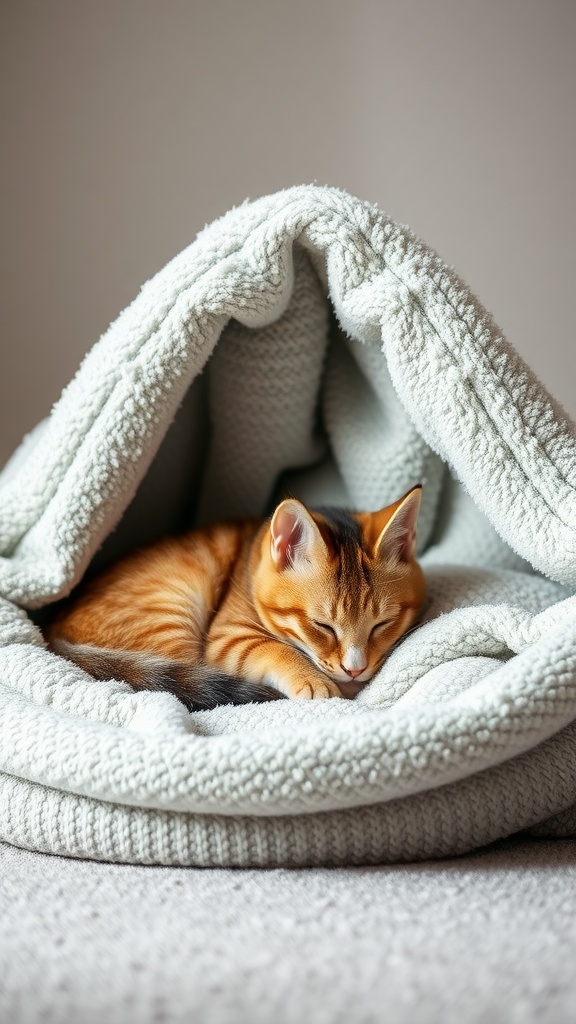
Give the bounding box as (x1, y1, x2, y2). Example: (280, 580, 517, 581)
(1, 184, 576, 866)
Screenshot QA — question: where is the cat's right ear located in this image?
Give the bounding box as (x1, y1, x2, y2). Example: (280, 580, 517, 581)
(270, 500, 324, 571)
(372, 484, 422, 563)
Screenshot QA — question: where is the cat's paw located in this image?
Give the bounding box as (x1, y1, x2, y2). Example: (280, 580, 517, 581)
(294, 679, 342, 700)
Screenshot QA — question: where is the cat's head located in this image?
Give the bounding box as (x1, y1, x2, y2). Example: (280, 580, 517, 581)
(252, 486, 425, 697)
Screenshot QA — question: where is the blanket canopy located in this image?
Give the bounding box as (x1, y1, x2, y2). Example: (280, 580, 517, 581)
(1, 184, 575, 866)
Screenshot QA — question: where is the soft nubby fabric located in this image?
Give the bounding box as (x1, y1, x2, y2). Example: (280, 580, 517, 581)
(2, 837, 576, 1024)
(1, 184, 575, 865)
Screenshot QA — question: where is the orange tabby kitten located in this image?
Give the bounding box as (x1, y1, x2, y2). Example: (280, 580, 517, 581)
(46, 486, 425, 709)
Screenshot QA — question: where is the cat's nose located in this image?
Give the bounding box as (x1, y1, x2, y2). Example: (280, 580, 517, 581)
(342, 666, 366, 679)
(341, 646, 367, 678)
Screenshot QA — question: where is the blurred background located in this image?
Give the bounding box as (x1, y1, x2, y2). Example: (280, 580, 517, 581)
(1, 0, 574, 469)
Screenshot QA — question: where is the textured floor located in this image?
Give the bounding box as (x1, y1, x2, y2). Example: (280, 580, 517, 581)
(1, 837, 576, 1024)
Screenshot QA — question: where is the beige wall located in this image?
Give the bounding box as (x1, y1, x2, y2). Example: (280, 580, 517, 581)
(1, 0, 575, 468)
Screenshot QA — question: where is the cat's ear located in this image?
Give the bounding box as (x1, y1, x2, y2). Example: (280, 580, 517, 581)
(270, 500, 325, 570)
(371, 485, 422, 563)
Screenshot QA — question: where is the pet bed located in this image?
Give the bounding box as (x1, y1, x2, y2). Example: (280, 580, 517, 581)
(1, 184, 575, 866)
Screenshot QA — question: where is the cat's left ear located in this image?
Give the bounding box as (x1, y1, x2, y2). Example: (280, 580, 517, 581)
(371, 485, 422, 563)
(269, 499, 325, 570)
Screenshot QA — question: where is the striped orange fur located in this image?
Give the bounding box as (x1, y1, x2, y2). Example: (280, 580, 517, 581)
(46, 486, 425, 708)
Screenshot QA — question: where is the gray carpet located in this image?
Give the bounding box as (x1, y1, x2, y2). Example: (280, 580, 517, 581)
(1, 837, 576, 1024)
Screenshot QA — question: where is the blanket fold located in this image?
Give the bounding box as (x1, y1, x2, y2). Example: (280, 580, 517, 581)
(1, 184, 575, 865)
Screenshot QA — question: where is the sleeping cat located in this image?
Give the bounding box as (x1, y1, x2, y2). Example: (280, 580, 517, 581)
(46, 485, 425, 709)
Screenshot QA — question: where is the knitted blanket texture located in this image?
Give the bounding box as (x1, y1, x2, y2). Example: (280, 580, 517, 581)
(1, 184, 575, 866)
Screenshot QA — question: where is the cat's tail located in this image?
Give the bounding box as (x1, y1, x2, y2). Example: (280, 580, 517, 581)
(50, 638, 285, 711)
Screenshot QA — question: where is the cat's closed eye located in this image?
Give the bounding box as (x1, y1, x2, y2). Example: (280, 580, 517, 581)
(313, 621, 337, 637)
(370, 620, 394, 635)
